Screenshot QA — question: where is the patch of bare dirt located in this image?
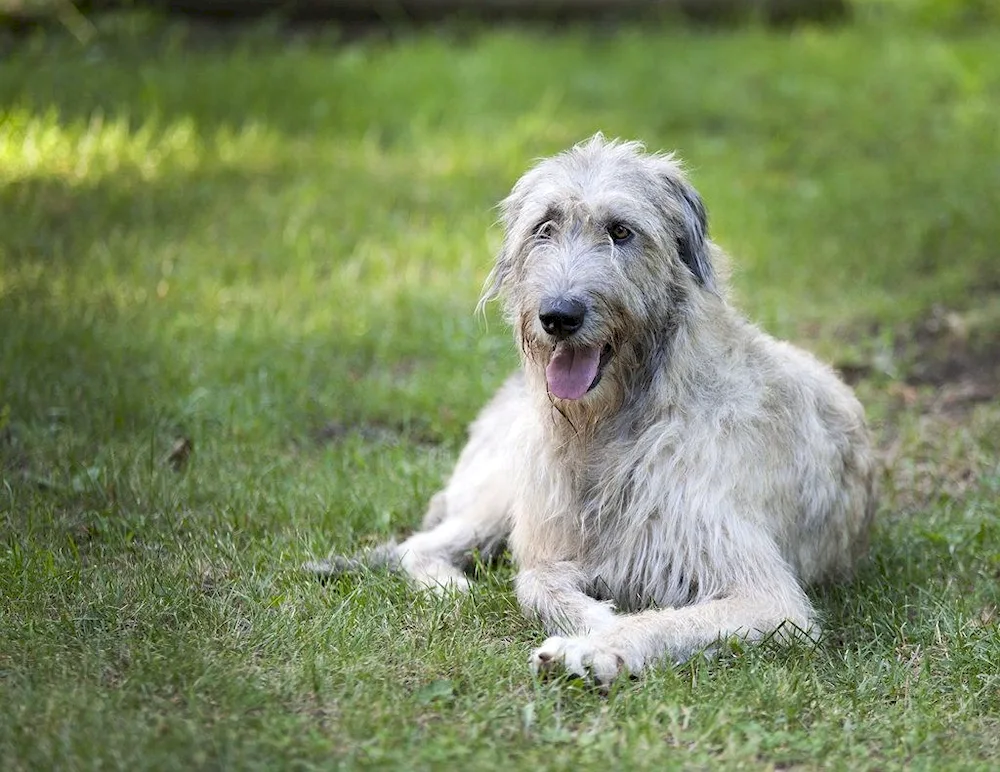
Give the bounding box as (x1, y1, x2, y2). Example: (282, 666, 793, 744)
(899, 307, 1000, 416)
(845, 306, 1000, 514)
(838, 305, 1000, 415)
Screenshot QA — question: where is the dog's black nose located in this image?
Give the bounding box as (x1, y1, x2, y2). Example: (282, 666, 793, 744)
(539, 297, 586, 339)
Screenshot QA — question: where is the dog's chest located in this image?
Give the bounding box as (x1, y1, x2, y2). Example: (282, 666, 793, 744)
(545, 414, 708, 609)
(581, 520, 697, 612)
(575, 462, 700, 612)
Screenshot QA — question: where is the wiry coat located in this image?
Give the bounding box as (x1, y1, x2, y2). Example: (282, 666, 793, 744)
(310, 135, 876, 685)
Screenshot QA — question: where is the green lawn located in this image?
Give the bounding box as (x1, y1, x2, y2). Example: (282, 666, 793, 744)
(2, 9, 999, 770)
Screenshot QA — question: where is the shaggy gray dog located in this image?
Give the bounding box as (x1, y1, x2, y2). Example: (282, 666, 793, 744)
(309, 135, 876, 686)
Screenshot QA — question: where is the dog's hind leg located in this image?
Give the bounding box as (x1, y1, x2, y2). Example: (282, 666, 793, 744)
(306, 374, 523, 592)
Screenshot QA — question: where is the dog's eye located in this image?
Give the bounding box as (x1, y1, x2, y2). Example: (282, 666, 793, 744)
(608, 222, 633, 244)
(534, 221, 555, 240)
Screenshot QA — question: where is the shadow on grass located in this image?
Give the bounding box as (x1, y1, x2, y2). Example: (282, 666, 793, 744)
(1, 163, 284, 267)
(0, 161, 285, 433)
(0, 148, 503, 452)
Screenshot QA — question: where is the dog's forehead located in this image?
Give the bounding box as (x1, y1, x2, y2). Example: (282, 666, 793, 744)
(513, 145, 685, 226)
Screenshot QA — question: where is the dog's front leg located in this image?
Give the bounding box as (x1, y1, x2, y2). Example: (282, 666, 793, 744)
(514, 559, 628, 685)
(530, 577, 815, 687)
(515, 561, 618, 638)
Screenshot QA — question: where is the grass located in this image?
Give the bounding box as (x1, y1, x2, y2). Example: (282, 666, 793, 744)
(2, 8, 1000, 770)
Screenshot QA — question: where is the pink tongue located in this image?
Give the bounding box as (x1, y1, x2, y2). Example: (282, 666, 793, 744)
(546, 344, 602, 400)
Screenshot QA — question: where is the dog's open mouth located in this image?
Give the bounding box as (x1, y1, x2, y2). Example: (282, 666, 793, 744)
(546, 343, 614, 400)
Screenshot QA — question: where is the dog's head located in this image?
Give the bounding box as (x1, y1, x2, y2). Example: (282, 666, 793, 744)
(481, 134, 718, 408)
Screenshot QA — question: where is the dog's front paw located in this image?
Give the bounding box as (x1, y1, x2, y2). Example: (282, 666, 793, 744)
(530, 635, 626, 687)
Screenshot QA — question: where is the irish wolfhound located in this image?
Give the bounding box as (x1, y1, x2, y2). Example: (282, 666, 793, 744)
(309, 134, 876, 686)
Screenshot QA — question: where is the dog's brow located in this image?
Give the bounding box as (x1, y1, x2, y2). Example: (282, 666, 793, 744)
(587, 200, 649, 233)
(541, 205, 562, 223)
(528, 204, 563, 232)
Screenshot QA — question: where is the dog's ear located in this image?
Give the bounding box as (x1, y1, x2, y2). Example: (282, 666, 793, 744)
(660, 172, 715, 293)
(478, 237, 512, 310)
(478, 193, 521, 312)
